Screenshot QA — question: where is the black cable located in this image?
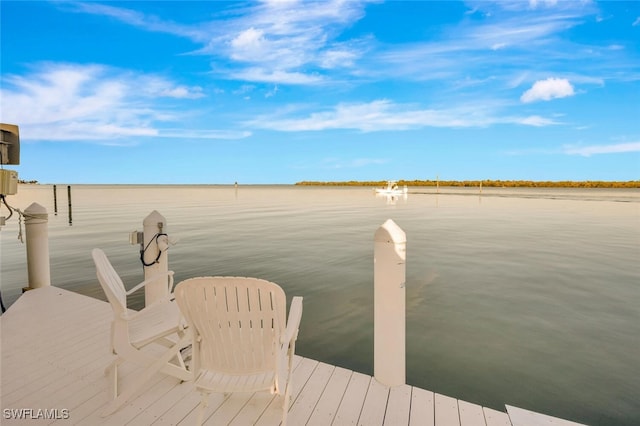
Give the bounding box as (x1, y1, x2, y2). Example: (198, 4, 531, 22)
(0, 291, 6, 313)
(1, 195, 14, 221)
(140, 232, 168, 267)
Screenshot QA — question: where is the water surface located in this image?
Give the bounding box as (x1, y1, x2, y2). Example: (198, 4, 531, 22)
(1, 184, 638, 425)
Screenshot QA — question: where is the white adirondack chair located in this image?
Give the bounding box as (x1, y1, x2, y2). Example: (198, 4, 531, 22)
(174, 276, 303, 426)
(92, 248, 192, 416)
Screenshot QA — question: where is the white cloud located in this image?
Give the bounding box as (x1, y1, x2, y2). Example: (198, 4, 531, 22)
(517, 115, 562, 126)
(140, 76, 205, 99)
(159, 86, 204, 99)
(69, 0, 370, 85)
(0, 63, 245, 142)
(232, 68, 323, 85)
(528, 0, 558, 9)
(520, 78, 575, 103)
(564, 142, 640, 156)
(231, 27, 265, 49)
(66, 2, 203, 41)
(66, 0, 624, 96)
(230, 27, 270, 62)
(372, 5, 598, 84)
(159, 129, 252, 139)
(319, 48, 359, 69)
(264, 85, 279, 98)
(246, 99, 559, 132)
(633, 17, 640, 26)
(218, 1, 369, 80)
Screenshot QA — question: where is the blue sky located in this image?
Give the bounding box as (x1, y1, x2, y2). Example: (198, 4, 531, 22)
(1, 0, 639, 184)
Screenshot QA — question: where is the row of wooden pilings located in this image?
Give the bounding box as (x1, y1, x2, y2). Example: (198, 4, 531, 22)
(20, 206, 408, 388)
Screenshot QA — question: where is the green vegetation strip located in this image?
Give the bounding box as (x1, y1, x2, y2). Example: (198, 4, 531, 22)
(296, 180, 640, 188)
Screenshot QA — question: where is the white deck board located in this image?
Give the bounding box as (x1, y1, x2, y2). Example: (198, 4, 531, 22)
(383, 384, 412, 426)
(435, 393, 461, 426)
(203, 391, 255, 426)
(458, 400, 486, 426)
(287, 361, 335, 425)
(333, 371, 371, 425)
(483, 407, 512, 426)
(255, 356, 318, 426)
(409, 386, 435, 426)
(358, 375, 389, 425)
(1, 287, 584, 426)
(306, 366, 352, 426)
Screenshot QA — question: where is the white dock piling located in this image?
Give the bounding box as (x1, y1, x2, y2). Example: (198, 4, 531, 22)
(24, 202, 50, 290)
(142, 210, 169, 306)
(374, 219, 406, 387)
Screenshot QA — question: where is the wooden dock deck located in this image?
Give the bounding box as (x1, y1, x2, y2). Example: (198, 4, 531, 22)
(1, 286, 585, 425)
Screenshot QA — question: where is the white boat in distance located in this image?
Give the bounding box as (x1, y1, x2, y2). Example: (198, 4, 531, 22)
(375, 181, 408, 195)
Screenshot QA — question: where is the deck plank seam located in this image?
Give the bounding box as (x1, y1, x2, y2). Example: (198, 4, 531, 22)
(302, 363, 340, 425)
(326, 369, 354, 426)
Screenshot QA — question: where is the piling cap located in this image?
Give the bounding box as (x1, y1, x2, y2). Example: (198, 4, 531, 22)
(25, 202, 48, 215)
(24, 202, 48, 222)
(374, 219, 406, 243)
(143, 210, 166, 226)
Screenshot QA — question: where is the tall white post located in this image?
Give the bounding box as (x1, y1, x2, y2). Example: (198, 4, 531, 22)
(142, 210, 169, 306)
(374, 219, 406, 387)
(24, 202, 51, 290)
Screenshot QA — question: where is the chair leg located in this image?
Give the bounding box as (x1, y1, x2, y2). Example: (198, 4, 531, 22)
(112, 363, 119, 400)
(100, 335, 190, 416)
(196, 391, 210, 426)
(104, 357, 122, 376)
(281, 349, 294, 426)
(104, 358, 122, 399)
(282, 380, 292, 426)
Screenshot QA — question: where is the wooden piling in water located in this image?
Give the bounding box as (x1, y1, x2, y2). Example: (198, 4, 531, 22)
(23, 202, 51, 291)
(374, 219, 406, 387)
(142, 210, 169, 306)
(67, 185, 72, 225)
(53, 185, 58, 215)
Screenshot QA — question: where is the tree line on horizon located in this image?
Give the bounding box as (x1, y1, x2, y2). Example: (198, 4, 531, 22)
(295, 179, 640, 188)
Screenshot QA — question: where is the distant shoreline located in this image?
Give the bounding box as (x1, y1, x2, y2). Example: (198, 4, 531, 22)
(295, 180, 640, 188)
(17, 180, 640, 188)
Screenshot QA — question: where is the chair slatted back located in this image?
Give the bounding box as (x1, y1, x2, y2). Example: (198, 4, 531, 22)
(175, 277, 286, 374)
(92, 248, 128, 317)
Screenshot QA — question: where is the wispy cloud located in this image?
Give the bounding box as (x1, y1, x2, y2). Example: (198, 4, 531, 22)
(231, 68, 324, 85)
(517, 115, 563, 126)
(528, 0, 559, 10)
(158, 129, 251, 140)
(521, 78, 575, 103)
(246, 99, 560, 132)
(364, 1, 600, 90)
(203, 0, 373, 84)
(564, 142, 640, 156)
(65, 0, 634, 100)
(65, 2, 204, 41)
(68, 0, 372, 86)
(0, 63, 247, 142)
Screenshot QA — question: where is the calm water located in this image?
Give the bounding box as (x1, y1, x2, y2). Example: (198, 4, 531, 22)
(2, 184, 639, 425)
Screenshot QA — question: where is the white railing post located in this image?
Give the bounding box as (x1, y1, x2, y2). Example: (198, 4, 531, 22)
(24, 202, 51, 290)
(374, 219, 406, 387)
(142, 210, 169, 306)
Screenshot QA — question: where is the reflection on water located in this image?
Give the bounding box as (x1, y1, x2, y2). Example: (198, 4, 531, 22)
(375, 191, 408, 205)
(2, 184, 639, 425)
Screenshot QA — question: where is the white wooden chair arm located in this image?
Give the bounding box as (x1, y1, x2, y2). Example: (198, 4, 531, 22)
(120, 292, 175, 321)
(282, 296, 303, 345)
(125, 270, 175, 296)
